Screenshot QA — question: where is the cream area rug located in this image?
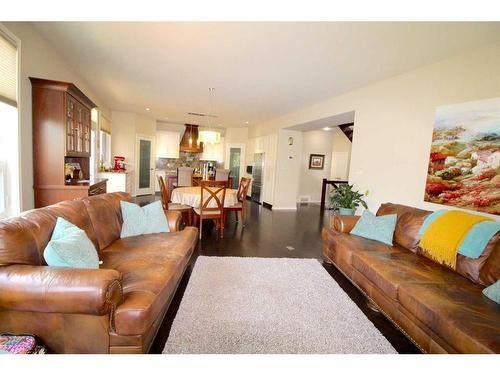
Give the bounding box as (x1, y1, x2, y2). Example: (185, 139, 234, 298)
(163, 256, 396, 354)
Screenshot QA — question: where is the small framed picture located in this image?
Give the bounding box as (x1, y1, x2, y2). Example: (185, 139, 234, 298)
(309, 154, 325, 169)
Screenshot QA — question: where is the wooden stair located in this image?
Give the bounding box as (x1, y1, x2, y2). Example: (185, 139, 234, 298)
(338, 122, 354, 142)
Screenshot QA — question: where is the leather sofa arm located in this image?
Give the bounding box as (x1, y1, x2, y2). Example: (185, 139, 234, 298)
(164, 210, 181, 232)
(331, 215, 360, 233)
(0, 265, 123, 316)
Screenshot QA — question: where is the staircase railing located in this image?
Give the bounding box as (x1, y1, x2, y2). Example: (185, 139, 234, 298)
(320, 178, 349, 211)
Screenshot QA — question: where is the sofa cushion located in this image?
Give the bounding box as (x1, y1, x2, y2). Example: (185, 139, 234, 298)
(455, 232, 500, 286)
(101, 228, 197, 335)
(350, 210, 397, 245)
(483, 279, 500, 304)
(0, 217, 40, 266)
(44, 217, 99, 269)
(323, 231, 395, 267)
(376, 203, 430, 252)
(480, 238, 500, 286)
(398, 283, 500, 353)
(83, 192, 131, 251)
(352, 244, 471, 300)
(0, 199, 98, 266)
(377, 202, 500, 286)
(120, 201, 169, 238)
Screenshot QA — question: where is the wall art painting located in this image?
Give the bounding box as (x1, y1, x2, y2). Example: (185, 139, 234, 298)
(425, 97, 500, 215)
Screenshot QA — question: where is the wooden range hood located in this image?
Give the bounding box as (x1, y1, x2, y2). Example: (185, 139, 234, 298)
(179, 124, 204, 153)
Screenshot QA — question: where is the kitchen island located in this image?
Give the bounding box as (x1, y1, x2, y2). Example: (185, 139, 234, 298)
(97, 170, 133, 194)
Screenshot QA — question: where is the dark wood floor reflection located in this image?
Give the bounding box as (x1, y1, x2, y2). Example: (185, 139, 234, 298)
(134, 195, 420, 354)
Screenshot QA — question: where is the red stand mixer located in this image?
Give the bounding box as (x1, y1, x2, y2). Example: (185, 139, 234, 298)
(113, 156, 126, 171)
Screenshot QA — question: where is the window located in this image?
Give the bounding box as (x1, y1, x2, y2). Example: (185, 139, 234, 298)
(0, 27, 19, 218)
(90, 108, 98, 180)
(99, 130, 112, 168)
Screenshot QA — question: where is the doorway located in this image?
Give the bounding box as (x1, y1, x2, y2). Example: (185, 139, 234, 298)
(135, 134, 155, 196)
(225, 143, 245, 189)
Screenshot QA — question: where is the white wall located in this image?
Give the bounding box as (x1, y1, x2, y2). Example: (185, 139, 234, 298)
(298, 130, 334, 202)
(111, 111, 156, 196)
(225, 127, 249, 144)
(273, 129, 303, 209)
(3, 22, 110, 211)
(136, 114, 156, 136)
(249, 41, 500, 214)
(111, 111, 136, 171)
(330, 127, 352, 180)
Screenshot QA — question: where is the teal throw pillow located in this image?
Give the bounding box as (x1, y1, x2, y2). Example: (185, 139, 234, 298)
(350, 210, 397, 246)
(483, 280, 500, 304)
(44, 217, 99, 269)
(120, 200, 169, 238)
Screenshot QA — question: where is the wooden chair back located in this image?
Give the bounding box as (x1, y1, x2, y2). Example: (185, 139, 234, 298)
(157, 175, 170, 210)
(199, 180, 227, 216)
(237, 177, 251, 202)
(177, 167, 194, 187)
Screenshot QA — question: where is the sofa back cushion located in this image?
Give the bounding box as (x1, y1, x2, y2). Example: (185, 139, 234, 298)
(0, 199, 96, 266)
(0, 217, 39, 266)
(376, 203, 431, 252)
(83, 192, 131, 251)
(377, 202, 500, 286)
(476, 234, 500, 286)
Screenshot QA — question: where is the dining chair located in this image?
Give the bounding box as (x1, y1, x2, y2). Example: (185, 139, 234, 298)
(157, 175, 193, 226)
(193, 180, 227, 239)
(224, 177, 251, 226)
(177, 167, 194, 187)
(214, 168, 231, 182)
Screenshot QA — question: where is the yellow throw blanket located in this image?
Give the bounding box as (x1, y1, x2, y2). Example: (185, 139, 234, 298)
(420, 210, 490, 269)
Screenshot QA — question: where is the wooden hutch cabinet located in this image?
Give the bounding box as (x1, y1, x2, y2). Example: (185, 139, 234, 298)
(65, 92, 91, 157)
(30, 78, 107, 208)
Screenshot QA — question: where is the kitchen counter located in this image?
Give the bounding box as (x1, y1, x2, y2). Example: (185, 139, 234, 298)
(98, 170, 131, 174)
(64, 177, 108, 188)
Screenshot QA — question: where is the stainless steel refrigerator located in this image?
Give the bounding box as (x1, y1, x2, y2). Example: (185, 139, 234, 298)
(251, 153, 264, 203)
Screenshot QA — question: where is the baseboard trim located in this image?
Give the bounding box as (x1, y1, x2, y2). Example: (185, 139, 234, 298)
(272, 206, 298, 211)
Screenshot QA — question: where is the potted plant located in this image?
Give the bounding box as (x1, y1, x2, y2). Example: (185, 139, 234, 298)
(329, 184, 368, 215)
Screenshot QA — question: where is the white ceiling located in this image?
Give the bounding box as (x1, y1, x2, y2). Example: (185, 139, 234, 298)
(30, 22, 500, 127)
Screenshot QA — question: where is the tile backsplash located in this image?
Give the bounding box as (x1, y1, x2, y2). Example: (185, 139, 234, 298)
(156, 152, 222, 173)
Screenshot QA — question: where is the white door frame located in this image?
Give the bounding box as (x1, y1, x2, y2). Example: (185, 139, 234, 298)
(135, 134, 155, 196)
(224, 142, 246, 186)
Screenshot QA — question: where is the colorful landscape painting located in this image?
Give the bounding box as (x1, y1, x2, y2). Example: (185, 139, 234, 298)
(425, 97, 500, 215)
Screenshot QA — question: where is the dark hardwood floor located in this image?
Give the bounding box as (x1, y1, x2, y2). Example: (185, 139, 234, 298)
(134, 195, 420, 354)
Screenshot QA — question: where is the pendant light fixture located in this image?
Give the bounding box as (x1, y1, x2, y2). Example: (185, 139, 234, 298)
(199, 87, 221, 145)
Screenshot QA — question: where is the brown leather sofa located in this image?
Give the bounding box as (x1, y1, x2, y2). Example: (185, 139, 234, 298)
(0, 192, 198, 353)
(322, 203, 500, 354)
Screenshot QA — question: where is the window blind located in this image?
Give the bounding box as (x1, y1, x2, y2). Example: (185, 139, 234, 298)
(0, 31, 17, 107)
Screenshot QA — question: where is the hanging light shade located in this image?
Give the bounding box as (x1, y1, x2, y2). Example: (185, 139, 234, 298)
(199, 87, 221, 144)
(198, 129, 221, 144)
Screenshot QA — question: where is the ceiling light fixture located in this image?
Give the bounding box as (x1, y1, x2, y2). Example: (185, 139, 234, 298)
(323, 127, 331, 131)
(146, 107, 150, 111)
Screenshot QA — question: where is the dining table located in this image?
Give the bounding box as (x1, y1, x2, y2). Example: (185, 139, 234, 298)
(170, 186, 239, 208)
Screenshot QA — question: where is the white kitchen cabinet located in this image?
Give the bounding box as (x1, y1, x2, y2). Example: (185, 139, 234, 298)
(98, 171, 133, 194)
(156, 131, 180, 158)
